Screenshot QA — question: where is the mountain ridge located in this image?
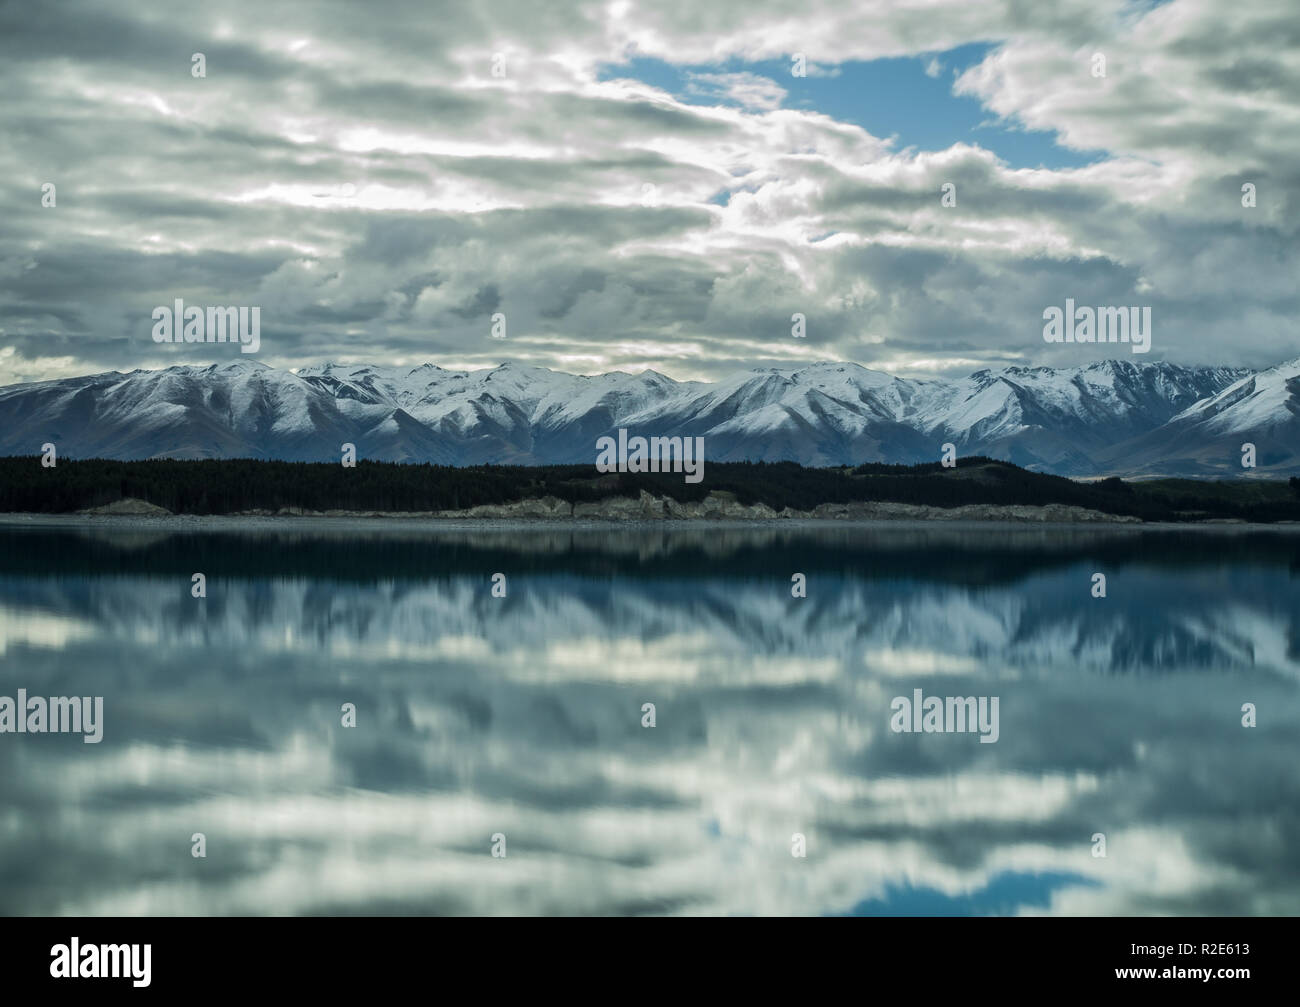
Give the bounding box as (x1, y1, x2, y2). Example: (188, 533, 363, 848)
(3, 357, 1296, 476)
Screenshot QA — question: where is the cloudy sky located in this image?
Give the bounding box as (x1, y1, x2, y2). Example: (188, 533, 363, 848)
(1, 0, 1296, 385)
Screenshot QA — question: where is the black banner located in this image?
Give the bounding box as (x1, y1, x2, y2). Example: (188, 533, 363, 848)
(0, 918, 1274, 993)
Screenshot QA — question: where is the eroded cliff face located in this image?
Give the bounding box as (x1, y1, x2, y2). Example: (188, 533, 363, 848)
(80, 498, 174, 516)
(434, 490, 1139, 523)
(89, 490, 1140, 522)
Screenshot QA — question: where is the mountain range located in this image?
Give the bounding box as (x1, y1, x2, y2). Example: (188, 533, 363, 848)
(3, 357, 1299, 477)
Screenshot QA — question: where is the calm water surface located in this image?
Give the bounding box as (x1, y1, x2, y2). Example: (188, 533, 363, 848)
(1, 521, 1298, 915)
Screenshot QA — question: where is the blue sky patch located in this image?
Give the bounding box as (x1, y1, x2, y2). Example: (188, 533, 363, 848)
(598, 46, 1105, 171)
(837, 870, 1103, 916)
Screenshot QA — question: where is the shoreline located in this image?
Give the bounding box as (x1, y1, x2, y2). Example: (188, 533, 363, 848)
(3, 511, 1298, 534)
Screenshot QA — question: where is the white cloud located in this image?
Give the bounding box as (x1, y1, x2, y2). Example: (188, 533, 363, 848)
(0, 0, 1295, 382)
(686, 71, 788, 110)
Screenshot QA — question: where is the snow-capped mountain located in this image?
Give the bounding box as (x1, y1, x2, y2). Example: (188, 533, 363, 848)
(1094, 357, 1300, 476)
(911, 360, 1252, 474)
(0, 358, 1272, 475)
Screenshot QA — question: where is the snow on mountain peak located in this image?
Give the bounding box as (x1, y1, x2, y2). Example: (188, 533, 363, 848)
(0, 358, 1287, 474)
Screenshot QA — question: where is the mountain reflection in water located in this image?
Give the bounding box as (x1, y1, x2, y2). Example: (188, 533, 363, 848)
(1, 521, 1297, 916)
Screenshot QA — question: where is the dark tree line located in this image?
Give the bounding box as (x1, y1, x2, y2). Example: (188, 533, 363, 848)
(1, 455, 1299, 522)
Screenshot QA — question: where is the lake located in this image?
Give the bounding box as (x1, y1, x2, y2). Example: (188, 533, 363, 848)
(1, 519, 1298, 915)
